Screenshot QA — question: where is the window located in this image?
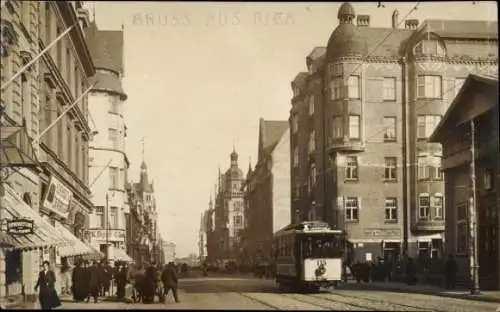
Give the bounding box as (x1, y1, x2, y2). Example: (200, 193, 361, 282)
(308, 95, 315, 115)
(383, 117, 396, 141)
(110, 206, 118, 228)
(21, 1, 30, 28)
(417, 155, 442, 180)
(45, 3, 51, 43)
(330, 77, 343, 100)
(293, 87, 300, 97)
(431, 196, 443, 219)
(454, 78, 466, 97)
(331, 63, 343, 76)
(417, 75, 442, 98)
(385, 198, 398, 221)
(308, 130, 315, 153)
(293, 147, 299, 167)
(109, 167, 118, 188)
(332, 116, 343, 139)
(417, 115, 442, 139)
(383, 78, 396, 101)
(384, 157, 397, 181)
(484, 169, 493, 190)
(95, 206, 104, 228)
(233, 215, 242, 226)
(418, 195, 430, 219)
(66, 123, 72, 166)
(348, 115, 360, 139)
(56, 28, 63, 69)
(57, 108, 64, 158)
(422, 40, 445, 56)
(108, 129, 119, 149)
(292, 116, 298, 134)
(66, 49, 72, 88)
(309, 165, 317, 191)
(348, 75, 360, 99)
(110, 97, 120, 114)
(456, 202, 468, 255)
(345, 156, 358, 181)
(345, 197, 359, 221)
(74, 66, 80, 99)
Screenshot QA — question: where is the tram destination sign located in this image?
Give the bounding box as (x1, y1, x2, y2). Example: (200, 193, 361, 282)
(6, 218, 34, 235)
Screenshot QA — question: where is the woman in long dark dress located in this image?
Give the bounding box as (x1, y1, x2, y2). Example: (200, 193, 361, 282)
(71, 260, 87, 302)
(35, 261, 61, 310)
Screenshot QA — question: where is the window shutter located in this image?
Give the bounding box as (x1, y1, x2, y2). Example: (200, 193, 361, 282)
(358, 197, 362, 210)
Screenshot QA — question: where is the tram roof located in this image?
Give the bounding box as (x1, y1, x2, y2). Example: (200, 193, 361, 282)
(274, 221, 345, 235)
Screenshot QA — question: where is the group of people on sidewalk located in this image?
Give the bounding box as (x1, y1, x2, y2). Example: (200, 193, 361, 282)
(344, 254, 458, 289)
(130, 261, 180, 304)
(70, 258, 120, 303)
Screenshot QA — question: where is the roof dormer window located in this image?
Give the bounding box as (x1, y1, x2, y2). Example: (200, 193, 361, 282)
(414, 40, 445, 57)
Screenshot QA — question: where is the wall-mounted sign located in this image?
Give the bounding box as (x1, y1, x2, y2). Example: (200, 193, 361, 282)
(89, 229, 126, 242)
(43, 176, 72, 219)
(6, 218, 34, 235)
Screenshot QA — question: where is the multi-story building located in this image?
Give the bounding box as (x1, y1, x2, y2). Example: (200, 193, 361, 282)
(289, 2, 498, 262)
(86, 20, 131, 263)
(129, 161, 158, 263)
(162, 241, 176, 265)
(430, 73, 499, 290)
(1, 1, 99, 302)
(213, 149, 245, 264)
(243, 119, 290, 264)
(198, 209, 209, 262)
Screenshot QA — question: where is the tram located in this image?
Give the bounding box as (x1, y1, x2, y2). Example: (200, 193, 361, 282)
(272, 221, 347, 293)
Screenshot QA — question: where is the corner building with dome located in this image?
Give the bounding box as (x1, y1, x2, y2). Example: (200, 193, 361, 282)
(289, 2, 497, 272)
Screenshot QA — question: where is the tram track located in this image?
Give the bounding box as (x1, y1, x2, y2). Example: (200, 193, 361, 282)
(311, 291, 448, 312)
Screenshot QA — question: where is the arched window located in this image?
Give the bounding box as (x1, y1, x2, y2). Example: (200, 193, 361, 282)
(414, 39, 446, 57)
(22, 193, 32, 207)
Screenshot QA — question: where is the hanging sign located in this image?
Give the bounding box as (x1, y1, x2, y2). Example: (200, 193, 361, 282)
(6, 218, 34, 235)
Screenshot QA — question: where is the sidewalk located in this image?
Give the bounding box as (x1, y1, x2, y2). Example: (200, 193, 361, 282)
(349, 281, 500, 303)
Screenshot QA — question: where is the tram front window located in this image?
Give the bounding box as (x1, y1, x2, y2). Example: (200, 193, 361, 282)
(302, 235, 343, 258)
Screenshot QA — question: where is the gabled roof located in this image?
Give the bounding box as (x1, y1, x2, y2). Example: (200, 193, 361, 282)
(430, 73, 499, 142)
(257, 119, 289, 161)
(423, 19, 498, 39)
(85, 22, 124, 75)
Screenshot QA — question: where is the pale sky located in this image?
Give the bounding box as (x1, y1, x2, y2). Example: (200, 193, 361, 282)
(88, 1, 497, 257)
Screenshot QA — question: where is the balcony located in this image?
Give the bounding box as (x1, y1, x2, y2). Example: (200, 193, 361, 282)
(327, 136, 365, 153)
(88, 228, 126, 242)
(412, 219, 445, 232)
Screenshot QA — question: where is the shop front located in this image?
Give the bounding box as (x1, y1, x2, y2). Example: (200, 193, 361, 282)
(0, 183, 71, 301)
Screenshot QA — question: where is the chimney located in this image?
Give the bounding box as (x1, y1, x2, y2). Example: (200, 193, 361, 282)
(392, 10, 399, 29)
(356, 15, 370, 27)
(405, 19, 419, 30)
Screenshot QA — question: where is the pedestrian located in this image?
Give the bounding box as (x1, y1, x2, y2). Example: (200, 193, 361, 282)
(113, 261, 121, 296)
(144, 262, 158, 304)
(71, 260, 87, 302)
(60, 258, 71, 295)
(116, 263, 127, 300)
(161, 262, 180, 303)
(444, 254, 457, 289)
(133, 265, 145, 303)
(34, 261, 61, 310)
(87, 261, 101, 303)
(406, 257, 417, 285)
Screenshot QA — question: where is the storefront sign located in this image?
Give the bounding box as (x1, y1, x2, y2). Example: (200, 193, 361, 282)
(89, 229, 126, 241)
(6, 218, 34, 235)
(43, 176, 72, 219)
(363, 227, 401, 237)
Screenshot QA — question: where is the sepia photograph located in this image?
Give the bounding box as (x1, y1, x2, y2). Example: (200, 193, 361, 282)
(0, 1, 498, 310)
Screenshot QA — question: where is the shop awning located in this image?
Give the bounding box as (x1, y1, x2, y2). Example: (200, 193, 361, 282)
(111, 248, 134, 263)
(0, 184, 71, 251)
(55, 222, 99, 258)
(80, 244, 104, 261)
(0, 126, 39, 168)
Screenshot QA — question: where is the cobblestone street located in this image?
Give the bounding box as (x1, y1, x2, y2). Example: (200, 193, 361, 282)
(49, 276, 500, 311)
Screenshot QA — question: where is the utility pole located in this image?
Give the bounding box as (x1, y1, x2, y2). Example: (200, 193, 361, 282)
(469, 119, 480, 294)
(105, 192, 109, 262)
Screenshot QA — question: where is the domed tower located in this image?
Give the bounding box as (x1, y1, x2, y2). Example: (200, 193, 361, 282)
(326, 2, 368, 61)
(225, 148, 244, 192)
